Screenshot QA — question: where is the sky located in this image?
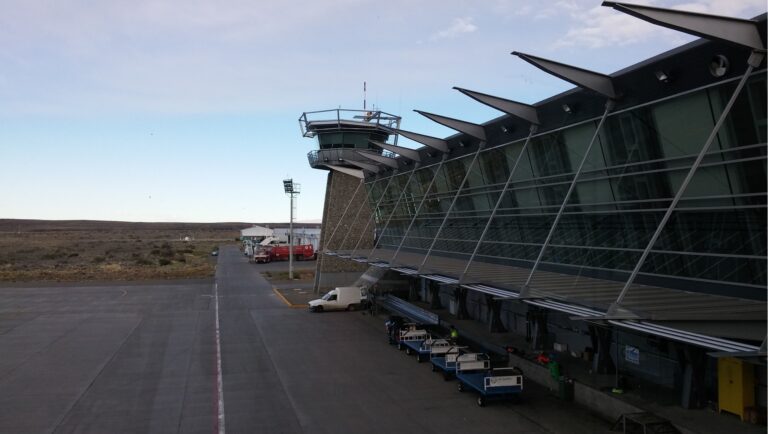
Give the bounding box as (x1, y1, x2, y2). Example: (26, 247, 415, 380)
(1, 0, 765, 223)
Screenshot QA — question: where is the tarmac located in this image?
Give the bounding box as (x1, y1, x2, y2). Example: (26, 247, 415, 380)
(1, 246, 616, 434)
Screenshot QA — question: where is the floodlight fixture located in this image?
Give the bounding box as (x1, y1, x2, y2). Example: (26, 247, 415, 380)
(654, 70, 671, 83)
(283, 178, 300, 280)
(709, 55, 730, 77)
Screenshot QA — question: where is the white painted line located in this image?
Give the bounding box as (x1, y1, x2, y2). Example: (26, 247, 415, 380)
(214, 282, 226, 434)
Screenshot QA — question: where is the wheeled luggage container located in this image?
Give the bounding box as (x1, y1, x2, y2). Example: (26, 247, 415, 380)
(397, 324, 429, 351)
(455, 354, 523, 407)
(430, 345, 464, 380)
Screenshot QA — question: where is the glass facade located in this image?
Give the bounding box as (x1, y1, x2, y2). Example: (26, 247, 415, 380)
(368, 73, 767, 296)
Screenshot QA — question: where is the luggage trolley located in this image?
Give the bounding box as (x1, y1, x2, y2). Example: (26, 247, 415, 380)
(430, 345, 466, 380)
(414, 338, 451, 363)
(398, 324, 429, 354)
(455, 353, 524, 407)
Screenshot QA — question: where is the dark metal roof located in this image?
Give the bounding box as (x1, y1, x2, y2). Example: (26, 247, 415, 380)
(323, 247, 765, 344)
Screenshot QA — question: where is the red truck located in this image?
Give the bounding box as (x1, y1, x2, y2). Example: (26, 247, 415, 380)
(253, 243, 315, 263)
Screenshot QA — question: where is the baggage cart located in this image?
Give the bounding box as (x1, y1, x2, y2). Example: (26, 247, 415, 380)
(456, 354, 524, 407)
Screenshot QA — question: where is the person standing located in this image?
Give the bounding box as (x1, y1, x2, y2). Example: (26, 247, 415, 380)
(449, 325, 459, 344)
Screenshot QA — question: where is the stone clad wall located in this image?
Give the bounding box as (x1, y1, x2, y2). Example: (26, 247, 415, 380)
(314, 171, 372, 290)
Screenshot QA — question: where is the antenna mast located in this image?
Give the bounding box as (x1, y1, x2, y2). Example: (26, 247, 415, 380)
(363, 81, 367, 110)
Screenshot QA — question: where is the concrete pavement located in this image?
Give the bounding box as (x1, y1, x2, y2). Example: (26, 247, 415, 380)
(0, 245, 612, 433)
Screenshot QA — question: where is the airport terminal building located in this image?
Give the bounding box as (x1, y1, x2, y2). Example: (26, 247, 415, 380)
(304, 4, 766, 420)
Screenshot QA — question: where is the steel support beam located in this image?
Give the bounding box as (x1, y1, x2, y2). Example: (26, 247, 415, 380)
(392, 155, 448, 265)
(395, 129, 450, 153)
(485, 294, 507, 333)
(589, 325, 616, 374)
(336, 173, 392, 251)
(370, 140, 421, 162)
(610, 52, 764, 314)
(513, 52, 618, 99)
(368, 164, 420, 259)
(429, 280, 443, 309)
(418, 143, 486, 273)
(454, 286, 470, 320)
(350, 170, 399, 258)
(326, 164, 364, 179)
(459, 125, 537, 283)
(415, 110, 487, 141)
(523, 100, 615, 290)
(346, 159, 380, 174)
(602, 1, 765, 52)
(454, 87, 540, 125)
(357, 150, 400, 169)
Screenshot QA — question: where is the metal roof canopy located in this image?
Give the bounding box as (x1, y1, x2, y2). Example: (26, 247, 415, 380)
(512, 52, 619, 99)
(391, 266, 419, 275)
(325, 164, 365, 179)
(345, 159, 380, 174)
(453, 87, 540, 125)
(370, 140, 421, 162)
(350, 248, 763, 354)
(462, 283, 519, 299)
(608, 320, 760, 353)
(421, 274, 459, 285)
(394, 128, 450, 153)
(356, 150, 399, 169)
(415, 110, 487, 141)
(602, 1, 765, 52)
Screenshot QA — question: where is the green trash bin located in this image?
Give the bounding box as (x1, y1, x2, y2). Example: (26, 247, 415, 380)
(548, 361, 560, 380)
(559, 376, 574, 401)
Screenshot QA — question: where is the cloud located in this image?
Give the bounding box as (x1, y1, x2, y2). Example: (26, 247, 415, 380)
(491, 0, 583, 20)
(552, 0, 767, 49)
(430, 17, 478, 41)
(553, 5, 676, 49)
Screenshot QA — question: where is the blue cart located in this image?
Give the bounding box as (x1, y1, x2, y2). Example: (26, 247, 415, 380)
(455, 354, 524, 407)
(430, 345, 464, 380)
(407, 338, 450, 363)
(398, 325, 429, 354)
(401, 337, 427, 357)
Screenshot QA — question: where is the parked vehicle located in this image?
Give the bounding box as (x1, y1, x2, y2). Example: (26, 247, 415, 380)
(253, 236, 315, 263)
(309, 286, 368, 312)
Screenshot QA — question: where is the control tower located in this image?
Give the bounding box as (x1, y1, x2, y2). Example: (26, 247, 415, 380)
(299, 109, 401, 291)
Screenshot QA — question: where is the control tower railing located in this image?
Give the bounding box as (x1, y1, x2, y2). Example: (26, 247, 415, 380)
(299, 109, 401, 138)
(307, 148, 398, 168)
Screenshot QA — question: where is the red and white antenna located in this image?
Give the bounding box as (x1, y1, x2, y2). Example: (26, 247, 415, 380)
(363, 81, 367, 110)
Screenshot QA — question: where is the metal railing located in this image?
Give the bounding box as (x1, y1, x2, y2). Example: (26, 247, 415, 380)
(299, 108, 401, 137)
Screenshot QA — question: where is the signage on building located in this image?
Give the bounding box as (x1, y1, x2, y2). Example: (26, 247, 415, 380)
(625, 345, 640, 365)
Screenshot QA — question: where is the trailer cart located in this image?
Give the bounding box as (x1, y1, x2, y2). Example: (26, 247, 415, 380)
(400, 333, 430, 357)
(398, 324, 429, 352)
(456, 354, 523, 407)
(430, 345, 465, 380)
(413, 338, 451, 363)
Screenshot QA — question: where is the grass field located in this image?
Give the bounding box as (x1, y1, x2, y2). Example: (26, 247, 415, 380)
(0, 219, 250, 282)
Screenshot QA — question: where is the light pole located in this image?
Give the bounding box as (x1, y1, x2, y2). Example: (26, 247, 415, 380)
(283, 179, 300, 280)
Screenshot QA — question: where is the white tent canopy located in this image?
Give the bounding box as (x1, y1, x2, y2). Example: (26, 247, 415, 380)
(241, 225, 274, 238)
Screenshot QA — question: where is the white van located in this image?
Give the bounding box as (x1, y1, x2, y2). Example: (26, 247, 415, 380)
(309, 286, 368, 312)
